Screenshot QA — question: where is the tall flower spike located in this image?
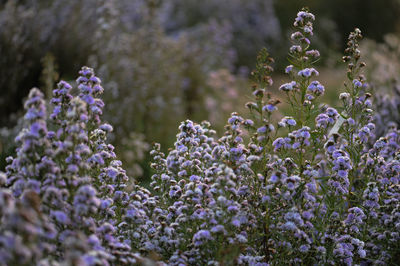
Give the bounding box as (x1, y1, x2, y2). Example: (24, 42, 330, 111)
(6, 88, 51, 197)
(245, 48, 279, 151)
(75, 67, 150, 263)
(283, 9, 323, 127)
(76, 66, 105, 129)
(251, 47, 274, 88)
(50, 80, 73, 127)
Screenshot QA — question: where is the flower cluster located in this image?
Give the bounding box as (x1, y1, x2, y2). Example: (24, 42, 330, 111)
(1, 9, 400, 266)
(1, 68, 153, 265)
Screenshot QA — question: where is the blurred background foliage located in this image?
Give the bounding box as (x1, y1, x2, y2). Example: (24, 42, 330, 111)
(1, 0, 400, 181)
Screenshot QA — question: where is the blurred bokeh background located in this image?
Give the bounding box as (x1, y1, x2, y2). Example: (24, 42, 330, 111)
(1, 0, 400, 181)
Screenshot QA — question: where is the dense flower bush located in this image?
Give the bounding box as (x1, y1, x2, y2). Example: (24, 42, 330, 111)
(1, 9, 400, 265)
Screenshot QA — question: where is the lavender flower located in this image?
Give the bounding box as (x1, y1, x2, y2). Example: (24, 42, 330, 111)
(279, 81, 297, 92)
(307, 81, 325, 96)
(298, 68, 319, 77)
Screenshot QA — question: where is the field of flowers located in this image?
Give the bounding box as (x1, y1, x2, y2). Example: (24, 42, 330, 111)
(0, 4, 400, 266)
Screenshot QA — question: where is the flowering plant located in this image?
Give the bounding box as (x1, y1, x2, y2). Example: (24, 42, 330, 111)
(1, 9, 399, 265)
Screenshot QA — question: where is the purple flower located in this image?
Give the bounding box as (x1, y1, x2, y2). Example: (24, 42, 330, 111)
(287, 118, 297, 126)
(279, 81, 297, 92)
(189, 175, 200, 182)
(307, 81, 325, 96)
(211, 225, 225, 233)
(193, 230, 212, 246)
(231, 219, 241, 227)
(285, 65, 294, 73)
(298, 68, 319, 77)
(273, 137, 289, 152)
(257, 126, 267, 134)
(337, 170, 348, 178)
(244, 119, 254, 126)
(302, 211, 313, 220)
(290, 45, 302, 53)
(353, 79, 362, 88)
(358, 249, 366, 258)
(228, 115, 243, 125)
(67, 164, 79, 173)
(99, 123, 113, 133)
(106, 167, 119, 179)
(227, 205, 239, 213)
(282, 221, 297, 231)
(51, 210, 69, 224)
(262, 104, 277, 112)
(316, 113, 329, 128)
(299, 244, 310, 253)
(294, 11, 315, 27)
(269, 174, 279, 183)
(279, 117, 297, 127)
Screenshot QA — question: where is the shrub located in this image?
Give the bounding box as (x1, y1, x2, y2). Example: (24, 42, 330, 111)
(1, 9, 399, 265)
